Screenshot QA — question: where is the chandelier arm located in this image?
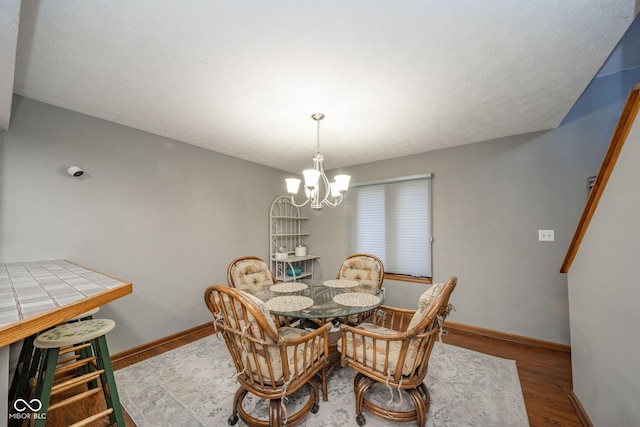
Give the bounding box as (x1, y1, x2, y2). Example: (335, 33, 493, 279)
(318, 157, 332, 206)
(319, 199, 338, 209)
(289, 194, 311, 208)
(323, 193, 344, 208)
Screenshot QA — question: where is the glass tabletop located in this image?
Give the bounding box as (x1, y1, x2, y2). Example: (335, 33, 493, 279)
(246, 280, 384, 319)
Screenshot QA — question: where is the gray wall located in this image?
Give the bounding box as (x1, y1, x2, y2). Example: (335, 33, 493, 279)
(567, 90, 640, 425)
(0, 96, 287, 352)
(309, 68, 640, 345)
(2, 68, 639, 354)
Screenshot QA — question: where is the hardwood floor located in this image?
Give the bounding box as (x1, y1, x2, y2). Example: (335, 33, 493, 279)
(28, 325, 581, 427)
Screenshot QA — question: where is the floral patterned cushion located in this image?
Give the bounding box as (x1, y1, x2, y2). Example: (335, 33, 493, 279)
(243, 292, 279, 338)
(338, 323, 419, 376)
(338, 256, 381, 287)
(219, 291, 278, 339)
(407, 283, 445, 331)
(231, 259, 275, 290)
(246, 326, 323, 384)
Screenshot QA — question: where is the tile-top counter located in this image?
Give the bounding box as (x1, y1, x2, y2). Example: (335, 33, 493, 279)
(0, 260, 129, 328)
(0, 260, 132, 422)
(0, 260, 125, 327)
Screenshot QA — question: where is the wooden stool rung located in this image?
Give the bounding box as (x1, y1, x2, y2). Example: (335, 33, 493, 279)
(47, 387, 103, 411)
(59, 342, 91, 356)
(51, 370, 104, 395)
(54, 356, 97, 376)
(56, 354, 82, 366)
(68, 408, 114, 427)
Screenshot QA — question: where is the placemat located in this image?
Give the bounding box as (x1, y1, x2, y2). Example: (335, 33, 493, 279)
(264, 296, 314, 312)
(269, 283, 308, 293)
(333, 292, 380, 307)
(323, 279, 360, 288)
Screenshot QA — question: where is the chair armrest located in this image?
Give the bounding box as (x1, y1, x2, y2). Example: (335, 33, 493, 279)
(339, 323, 440, 348)
(284, 322, 331, 344)
(278, 322, 331, 383)
(339, 322, 409, 343)
(282, 322, 331, 357)
(338, 322, 410, 378)
(376, 304, 417, 316)
(340, 318, 441, 382)
(369, 305, 417, 331)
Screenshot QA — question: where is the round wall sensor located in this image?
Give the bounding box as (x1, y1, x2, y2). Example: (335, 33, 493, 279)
(67, 166, 84, 177)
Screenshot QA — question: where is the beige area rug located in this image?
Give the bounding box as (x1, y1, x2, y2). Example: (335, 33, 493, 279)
(115, 335, 529, 426)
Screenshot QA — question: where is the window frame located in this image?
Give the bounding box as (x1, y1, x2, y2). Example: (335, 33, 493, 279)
(347, 174, 433, 283)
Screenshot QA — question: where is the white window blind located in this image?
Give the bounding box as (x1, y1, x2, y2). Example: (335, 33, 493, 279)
(347, 175, 432, 277)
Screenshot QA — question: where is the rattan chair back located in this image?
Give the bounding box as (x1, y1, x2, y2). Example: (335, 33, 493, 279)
(227, 256, 278, 290)
(336, 253, 385, 289)
(204, 285, 330, 426)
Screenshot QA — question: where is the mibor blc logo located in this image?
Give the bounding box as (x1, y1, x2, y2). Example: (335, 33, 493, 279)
(9, 398, 47, 421)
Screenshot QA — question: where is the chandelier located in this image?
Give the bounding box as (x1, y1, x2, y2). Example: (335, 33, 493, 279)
(285, 113, 351, 211)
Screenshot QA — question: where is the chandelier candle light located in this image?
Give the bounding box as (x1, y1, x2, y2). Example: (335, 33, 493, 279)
(285, 113, 351, 211)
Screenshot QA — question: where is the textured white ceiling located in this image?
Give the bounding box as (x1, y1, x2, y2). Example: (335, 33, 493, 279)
(5, 1, 640, 172)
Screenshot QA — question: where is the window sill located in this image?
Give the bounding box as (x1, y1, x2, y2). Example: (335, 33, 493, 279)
(384, 273, 432, 284)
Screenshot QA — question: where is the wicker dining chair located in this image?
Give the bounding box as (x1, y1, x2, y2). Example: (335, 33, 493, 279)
(336, 253, 385, 324)
(339, 277, 457, 427)
(204, 285, 331, 427)
(227, 256, 298, 328)
(336, 253, 385, 289)
(227, 256, 277, 291)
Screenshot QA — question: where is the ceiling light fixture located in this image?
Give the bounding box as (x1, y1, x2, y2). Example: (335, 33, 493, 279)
(285, 113, 351, 211)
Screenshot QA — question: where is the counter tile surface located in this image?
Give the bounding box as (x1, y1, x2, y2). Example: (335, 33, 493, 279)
(0, 260, 127, 327)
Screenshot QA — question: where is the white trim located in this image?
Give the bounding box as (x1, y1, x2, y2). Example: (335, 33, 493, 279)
(352, 173, 432, 188)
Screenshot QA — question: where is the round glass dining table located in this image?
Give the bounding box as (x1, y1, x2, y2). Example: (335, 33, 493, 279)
(245, 279, 385, 320)
(244, 279, 384, 401)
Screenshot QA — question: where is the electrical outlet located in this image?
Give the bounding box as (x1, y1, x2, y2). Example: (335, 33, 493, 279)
(538, 230, 554, 241)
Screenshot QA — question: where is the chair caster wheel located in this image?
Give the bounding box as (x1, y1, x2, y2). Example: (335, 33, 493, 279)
(356, 413, 366, 426)
(228, 414, 239, 425)
(311, 402, 320, 413)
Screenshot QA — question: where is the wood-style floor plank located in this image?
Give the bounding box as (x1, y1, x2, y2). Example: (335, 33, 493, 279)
(31, 325, 582, 427)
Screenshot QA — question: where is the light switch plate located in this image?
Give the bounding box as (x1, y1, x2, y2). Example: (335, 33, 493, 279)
(538, 230, 554, 241)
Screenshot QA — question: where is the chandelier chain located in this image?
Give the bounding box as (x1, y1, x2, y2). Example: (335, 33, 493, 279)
(316, 118, 320, 154)
(312, 113, 324, 155)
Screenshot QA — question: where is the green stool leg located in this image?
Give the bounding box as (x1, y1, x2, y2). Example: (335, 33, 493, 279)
(33, 347, 60, 427)
(92, 335, 125, 426)
(26, 346, 43, 384)
(69, 314, 96, 382)
(77, 342, 99, 388)
(9, 334, 36, 401)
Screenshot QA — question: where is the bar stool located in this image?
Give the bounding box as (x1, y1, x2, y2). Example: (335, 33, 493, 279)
(31, 318, 125, 427)
(9, 308, 100, 404)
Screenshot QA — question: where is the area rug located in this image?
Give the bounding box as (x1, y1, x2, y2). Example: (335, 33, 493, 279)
(115, 335, 529, 426)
